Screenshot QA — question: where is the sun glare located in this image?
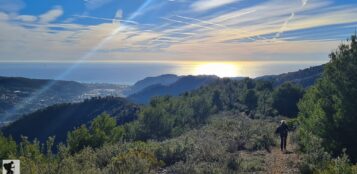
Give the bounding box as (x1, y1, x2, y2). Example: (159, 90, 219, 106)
(193, 62, 239, 77)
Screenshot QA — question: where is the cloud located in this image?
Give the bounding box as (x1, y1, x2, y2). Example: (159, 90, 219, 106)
(191, 0, 240, 12)
(39, 7, 63, 23)
(0, 12, 9, 21)
(16, 15, 37, 22)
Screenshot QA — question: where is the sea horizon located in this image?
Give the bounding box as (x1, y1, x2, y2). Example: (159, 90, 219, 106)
(0, 61, 325, 85)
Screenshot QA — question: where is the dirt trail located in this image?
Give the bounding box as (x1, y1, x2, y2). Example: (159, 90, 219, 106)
(265, 138, 301, 174)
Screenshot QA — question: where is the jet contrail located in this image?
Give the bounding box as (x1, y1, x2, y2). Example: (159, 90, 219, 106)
(174, 15, 268, 41)
(161, 17, 215, 30)
(273, 0, 308, 41)
(73, 15, 138, 25)
(176, 15, 226, 28)
(275, 12, 295, 39)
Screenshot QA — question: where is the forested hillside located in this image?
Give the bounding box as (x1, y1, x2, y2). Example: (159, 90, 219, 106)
(257, 65, 323, 88)
(2, 73, 303, 146)
(2, 97, 139, 144)
(127, 65, 323, 104)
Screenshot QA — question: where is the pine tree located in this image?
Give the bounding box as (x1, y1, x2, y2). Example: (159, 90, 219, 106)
(298, 35, 357, 162)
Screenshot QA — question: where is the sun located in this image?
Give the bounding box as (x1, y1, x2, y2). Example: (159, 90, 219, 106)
(193, 62, 239, 77)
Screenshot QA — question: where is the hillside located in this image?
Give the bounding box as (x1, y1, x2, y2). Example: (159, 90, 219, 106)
(256, 65, 324, 87)
(3, 76, 276, 146)
(124, 74, 180, 96)
(1, 97, 139, 144)
(128, 75, 219, 104)
(126, 65, 323, 104)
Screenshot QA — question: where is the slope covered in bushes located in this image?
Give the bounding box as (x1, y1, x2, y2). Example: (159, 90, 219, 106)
(2, 97, 139, 144)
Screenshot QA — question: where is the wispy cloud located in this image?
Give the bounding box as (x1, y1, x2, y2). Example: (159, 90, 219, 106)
(191, 0, 241, 12)
(16, 15, 37, 22)
(39, 7, 63, 23)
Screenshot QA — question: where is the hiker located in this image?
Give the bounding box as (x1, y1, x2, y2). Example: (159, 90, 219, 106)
(3, 161, 14, 174)
(275, 120, 289, 152)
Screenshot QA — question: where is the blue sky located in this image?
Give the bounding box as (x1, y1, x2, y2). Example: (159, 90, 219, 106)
(0, 0, 357, 63)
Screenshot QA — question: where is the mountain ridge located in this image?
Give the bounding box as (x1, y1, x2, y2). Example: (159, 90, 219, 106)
(256, 65, 324, 87)
(128, 75, 219, 104)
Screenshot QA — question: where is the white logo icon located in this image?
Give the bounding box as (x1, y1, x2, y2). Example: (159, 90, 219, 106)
(2, 160, 20, 174)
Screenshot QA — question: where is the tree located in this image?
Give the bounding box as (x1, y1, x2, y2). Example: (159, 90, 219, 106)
(91, 113, 117, 147)
(243, 89, 258, 110)
(67, 125, 91, 153)
(139, 107, 174, 140)
(273, 82, 304, 117)
(212, 90, 223, 111)
(298, 35, 357, 162)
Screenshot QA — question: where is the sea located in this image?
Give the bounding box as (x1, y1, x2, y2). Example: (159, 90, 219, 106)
(0, 61, 325, 85)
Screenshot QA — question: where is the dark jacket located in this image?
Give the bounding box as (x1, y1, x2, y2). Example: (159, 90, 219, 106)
(275, 123, 289, 137)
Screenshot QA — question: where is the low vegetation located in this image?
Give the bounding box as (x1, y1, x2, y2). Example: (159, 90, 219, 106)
(1, 113, 278, 174)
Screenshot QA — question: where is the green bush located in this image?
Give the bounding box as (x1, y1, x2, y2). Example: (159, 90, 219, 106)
(107, 149, 163, 174)
(316, 152, 356, 174)
(0, 133, 17, 159)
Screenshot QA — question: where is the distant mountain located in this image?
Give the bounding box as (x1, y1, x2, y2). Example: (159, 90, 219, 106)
(128, 65, 323, 104)
(124, 74, 179, 96)
(0, 76, 128, 123)
(128, 75, 219, 104)
(256, 65, 324, 87)
(1, 97, 139, 144)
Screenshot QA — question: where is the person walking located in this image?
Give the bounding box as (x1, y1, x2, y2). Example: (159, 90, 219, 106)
(275, 120, 289, 153)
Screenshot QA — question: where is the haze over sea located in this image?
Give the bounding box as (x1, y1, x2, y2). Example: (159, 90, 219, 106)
(0, 61, 323, 85)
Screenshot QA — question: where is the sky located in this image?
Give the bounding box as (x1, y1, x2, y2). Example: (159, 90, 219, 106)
(0, 0, 357, 66)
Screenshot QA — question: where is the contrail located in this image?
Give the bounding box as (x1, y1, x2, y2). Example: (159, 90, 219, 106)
(5, 0, 155, 119)
(73, 15, 138, 25)
(302, 0, 308, 7)
(161, 17, 215, 30)
(273, 0, 309, 41)
(174, 15, 268, 41)
(212, 9, 257, 23)
(274, 12, 295, 39)
(176, 15, 226, 28)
